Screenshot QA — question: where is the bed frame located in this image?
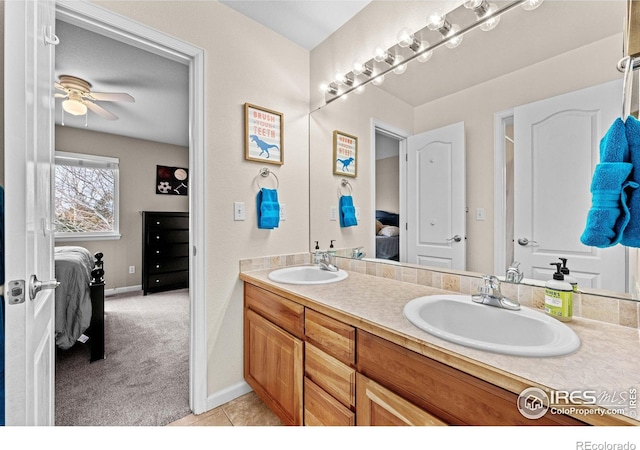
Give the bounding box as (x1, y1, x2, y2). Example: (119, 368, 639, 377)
(87, 252, 105, 363)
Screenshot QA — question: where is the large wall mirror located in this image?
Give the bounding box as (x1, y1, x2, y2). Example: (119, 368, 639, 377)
(309, 0, 639, 300)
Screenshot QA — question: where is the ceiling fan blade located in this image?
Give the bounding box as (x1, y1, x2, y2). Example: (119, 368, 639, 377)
(54, 93, 67, 99)
(88, 92, 135, 103)
(85, 100, 119, 120)
(55, 82, 66, 91)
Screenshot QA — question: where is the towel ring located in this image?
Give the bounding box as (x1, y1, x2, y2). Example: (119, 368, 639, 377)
(256, 167, 279, 190)
(337, 179, 352, 197)
(621, 55, 635, 120)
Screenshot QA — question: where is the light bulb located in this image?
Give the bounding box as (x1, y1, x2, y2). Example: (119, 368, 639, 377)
(426, 11, 445, 31)
(417, 40, 433, 63)
(479, 3, 500, 31)
(522, 0, 544, 11)
(354, 85, 365, 95)
(62, 99, 87, 116)
(463, 0, 483, 8)
(352, 60, 365, 75)
(397, 28, 414, 48)
(334, 73, 345, 85)
(445, 24, 463, 49)
(392, 55, 407, 75)
(374, 45, 389, 62)
(371, 74, 385, 86)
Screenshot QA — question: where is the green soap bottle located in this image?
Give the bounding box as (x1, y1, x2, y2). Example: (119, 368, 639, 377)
(559, 258, 578, 294)
(544, 262, 573, 322)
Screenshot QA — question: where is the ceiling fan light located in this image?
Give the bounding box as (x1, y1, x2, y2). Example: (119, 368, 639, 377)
(62, 99, 87, 116)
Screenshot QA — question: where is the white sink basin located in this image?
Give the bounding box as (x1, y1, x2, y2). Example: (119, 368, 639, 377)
(403, 295, 580, 357)
(268, 265, 348, 285)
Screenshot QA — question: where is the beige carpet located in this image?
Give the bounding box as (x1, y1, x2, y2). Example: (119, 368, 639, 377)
(55, 289, 190, 426)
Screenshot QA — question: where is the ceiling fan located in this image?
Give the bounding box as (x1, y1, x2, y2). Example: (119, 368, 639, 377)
(55, 75, 135, 120)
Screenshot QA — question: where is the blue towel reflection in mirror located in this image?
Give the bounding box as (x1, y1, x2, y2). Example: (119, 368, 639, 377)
(257, 188, 280, 229)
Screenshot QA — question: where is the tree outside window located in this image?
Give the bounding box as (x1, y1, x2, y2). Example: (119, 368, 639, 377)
(54, 152, 120, 241)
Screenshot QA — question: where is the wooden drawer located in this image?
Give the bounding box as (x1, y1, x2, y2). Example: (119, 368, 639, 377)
(147, 256, 189, 274)
(147, 214, 189, 230)
(146, 270, 188, 290)
(147, 244, 190, 259)
(305, 343, 355, 409)
(305, 309, 355, 366)
(304, 377, 355, 426)
(356, 373, 447, 426)
(147, 229, 189, 244)
(356, 330, 586, 426)
(245, 283, 304, 339)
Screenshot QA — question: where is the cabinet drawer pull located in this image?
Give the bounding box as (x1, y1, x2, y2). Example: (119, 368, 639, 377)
(156, 265, 161, 269)
(155, 279, 160, 283)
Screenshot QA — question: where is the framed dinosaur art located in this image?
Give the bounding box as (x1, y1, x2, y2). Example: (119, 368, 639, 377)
(333, 130, 358, 178)
(244, 102, 284, 165)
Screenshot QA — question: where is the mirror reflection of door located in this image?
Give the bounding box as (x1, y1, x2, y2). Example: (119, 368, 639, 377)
(375, 131, 401, 261)
(511, 79, 626, 292)
(406, 122, 466, 270)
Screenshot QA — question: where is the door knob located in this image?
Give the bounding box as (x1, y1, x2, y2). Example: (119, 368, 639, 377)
(517, 237, 538, 246)
(447, 235, 462, 243)
(29, 274, 60, 300)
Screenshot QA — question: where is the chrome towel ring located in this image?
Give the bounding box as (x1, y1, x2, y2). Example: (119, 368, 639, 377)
(337, 178, 352, 197)
(256, 167, 279, 190)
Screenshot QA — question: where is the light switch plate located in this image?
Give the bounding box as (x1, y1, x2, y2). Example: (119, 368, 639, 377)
(234, 202, 245, 221)
(280, 204, 286, 221)
(329, 206, 337, 221)
(476, 208, 485, 221)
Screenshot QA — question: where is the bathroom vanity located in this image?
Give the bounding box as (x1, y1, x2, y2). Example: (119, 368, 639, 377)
(241, 267, 639, 426)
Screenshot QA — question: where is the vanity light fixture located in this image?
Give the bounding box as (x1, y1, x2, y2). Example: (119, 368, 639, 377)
(320, 0, 541, 105)
(426, 11, 463, 49)
(464, 0, 501, 31)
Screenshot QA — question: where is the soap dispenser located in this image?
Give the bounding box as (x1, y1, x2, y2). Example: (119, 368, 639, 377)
(328, 240, 337, 257)
(313, 241, 321, 264)
(545, 262, 573, 322)
(558, 258, 578, 293)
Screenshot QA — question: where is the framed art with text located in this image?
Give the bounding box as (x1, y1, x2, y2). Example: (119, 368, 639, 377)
(333, 130, 357, 177)
(244, 103, 284, 165)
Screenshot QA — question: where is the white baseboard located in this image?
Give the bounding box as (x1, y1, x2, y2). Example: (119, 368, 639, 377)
(105, 285, 142, 297)
(206, 381, 253, 411)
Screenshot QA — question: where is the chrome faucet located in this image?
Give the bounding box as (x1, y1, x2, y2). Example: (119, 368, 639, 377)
(318, 251, 339, 272)
(351, 247, 366, 259)
(505, 261, 524, 283)
(472, 275, 520, 311)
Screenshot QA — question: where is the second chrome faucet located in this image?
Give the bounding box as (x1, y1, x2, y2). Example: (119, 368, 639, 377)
(472, 275, 520, 310)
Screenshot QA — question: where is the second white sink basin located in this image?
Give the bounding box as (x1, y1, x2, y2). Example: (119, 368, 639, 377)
(403, 295, 580, 357)
(268, 265, 348, 285)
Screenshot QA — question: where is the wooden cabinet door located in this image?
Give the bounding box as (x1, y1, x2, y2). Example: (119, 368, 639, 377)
(356, 373, 447, 426)
(244, 309, 303, 425)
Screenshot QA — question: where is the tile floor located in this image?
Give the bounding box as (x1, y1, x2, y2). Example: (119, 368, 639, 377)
(168, 391, 282, 426)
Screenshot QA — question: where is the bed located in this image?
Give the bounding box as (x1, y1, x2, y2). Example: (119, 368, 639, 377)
(54, 246, 105, 362)
(375, 210, 400, 261)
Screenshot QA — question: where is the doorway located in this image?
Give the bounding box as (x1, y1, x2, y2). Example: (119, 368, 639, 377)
(53, 1, 207, 421)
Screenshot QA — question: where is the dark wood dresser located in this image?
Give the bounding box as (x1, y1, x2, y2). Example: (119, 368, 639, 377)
(142, 211, 189, 295)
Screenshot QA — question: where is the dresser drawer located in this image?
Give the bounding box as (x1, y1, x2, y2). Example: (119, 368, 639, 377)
(305, 343, 355, 409)
(147, 256, 189, 274)
(245, 283, 304, 339)
(146, 270, 188, 290)
(147, 215, 189, 230)
(147, 244, 190, 259)
(147, 229, 189, 244)
(305, 309, 355, 366)
(304, 377, 355, 426)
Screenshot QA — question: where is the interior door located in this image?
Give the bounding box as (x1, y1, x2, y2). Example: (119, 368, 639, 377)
(406, 122, 466, 270)
(4, 0, 57, 425)
(513, 79, 626, 292)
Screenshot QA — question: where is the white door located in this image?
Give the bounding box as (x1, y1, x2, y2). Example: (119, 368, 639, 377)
(4, 0, 57, 425)
(406, 122, 466, 270)
(513, 79, 626, 292)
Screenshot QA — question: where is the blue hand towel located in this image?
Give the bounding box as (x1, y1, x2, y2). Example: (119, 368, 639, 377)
(256, 188, 280, 229)
(339, 195, 357, 228)
(580, 162, 637, 247)
(621, 115, 640, 247)
(600, 118, 629, 162)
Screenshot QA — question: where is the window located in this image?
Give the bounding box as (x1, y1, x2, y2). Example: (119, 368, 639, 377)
(54, 151, 120, 241)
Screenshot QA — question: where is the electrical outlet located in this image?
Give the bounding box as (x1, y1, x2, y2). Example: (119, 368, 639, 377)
(129, 266, 135, 274)
(280, 203, 287, 221)
(234, 202, 245, 221)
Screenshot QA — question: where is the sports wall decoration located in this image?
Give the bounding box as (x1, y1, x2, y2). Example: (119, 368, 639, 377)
(156, 165, 189, 196)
